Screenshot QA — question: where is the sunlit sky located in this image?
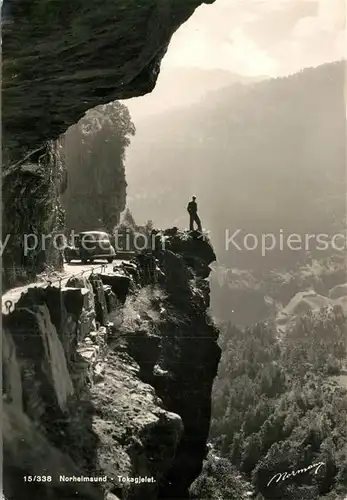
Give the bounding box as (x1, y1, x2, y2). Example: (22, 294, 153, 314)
(162, 0, 346, 76)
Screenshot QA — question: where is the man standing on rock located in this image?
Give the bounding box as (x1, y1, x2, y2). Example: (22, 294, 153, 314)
(187, 196, 202, 232)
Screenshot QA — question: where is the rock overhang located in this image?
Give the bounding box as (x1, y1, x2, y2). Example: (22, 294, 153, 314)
(2, 0, 216, 163)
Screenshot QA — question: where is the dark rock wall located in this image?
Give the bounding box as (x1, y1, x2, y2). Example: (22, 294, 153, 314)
(2, 140, 66, 290)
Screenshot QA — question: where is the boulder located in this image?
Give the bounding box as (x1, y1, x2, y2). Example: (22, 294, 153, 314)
(4, 305, 74, 413)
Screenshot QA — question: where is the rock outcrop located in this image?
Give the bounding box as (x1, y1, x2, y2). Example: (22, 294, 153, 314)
(2, 231, 221, 500)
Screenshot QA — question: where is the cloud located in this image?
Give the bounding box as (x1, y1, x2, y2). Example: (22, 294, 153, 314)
(163, 0, 346, 75)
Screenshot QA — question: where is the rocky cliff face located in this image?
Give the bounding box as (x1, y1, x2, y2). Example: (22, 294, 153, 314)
(2, 0, 215, 288)
(60, 101, 133, 234)
(2, 231, 221, 500)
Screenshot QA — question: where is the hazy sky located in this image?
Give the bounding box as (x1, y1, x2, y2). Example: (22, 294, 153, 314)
(162, 0, 346, 76)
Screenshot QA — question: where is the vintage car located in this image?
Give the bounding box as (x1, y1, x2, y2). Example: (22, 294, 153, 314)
(64, 231, 116, 264)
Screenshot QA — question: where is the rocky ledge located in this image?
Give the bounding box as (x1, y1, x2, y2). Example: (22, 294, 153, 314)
(2, 230, 221, 500)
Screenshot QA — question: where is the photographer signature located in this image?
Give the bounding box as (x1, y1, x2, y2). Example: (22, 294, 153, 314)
(267, 461, 325, 486)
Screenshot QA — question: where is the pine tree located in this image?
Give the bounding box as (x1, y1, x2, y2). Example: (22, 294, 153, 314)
(121, 207, 137, 229)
